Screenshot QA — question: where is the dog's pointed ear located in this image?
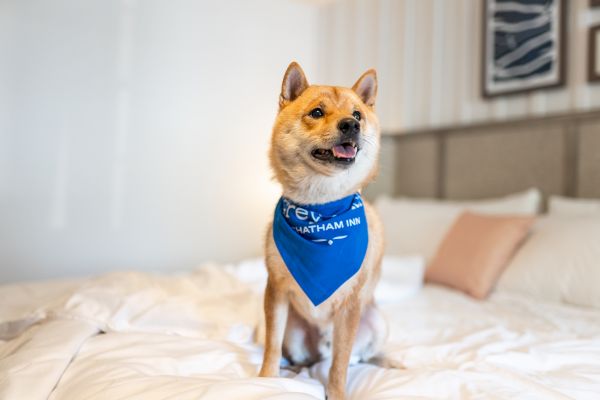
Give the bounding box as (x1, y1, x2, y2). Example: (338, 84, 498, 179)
(352, 69, 377, 107)
(280, 62, 309, 109)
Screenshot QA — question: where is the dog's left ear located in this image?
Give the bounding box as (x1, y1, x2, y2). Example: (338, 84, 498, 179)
(352, 69, 377, 107)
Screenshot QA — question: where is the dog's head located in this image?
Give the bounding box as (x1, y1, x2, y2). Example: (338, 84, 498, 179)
(270, 62, 380, 204)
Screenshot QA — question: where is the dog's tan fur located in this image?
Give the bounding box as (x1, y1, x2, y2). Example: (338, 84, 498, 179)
(259, 62, 386, 400)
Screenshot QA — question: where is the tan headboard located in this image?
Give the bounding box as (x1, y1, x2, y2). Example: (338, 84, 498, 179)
(367, 111, 600, 205)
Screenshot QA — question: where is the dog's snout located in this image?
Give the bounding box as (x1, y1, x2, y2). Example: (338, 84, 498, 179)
(338, 118, 360, 136)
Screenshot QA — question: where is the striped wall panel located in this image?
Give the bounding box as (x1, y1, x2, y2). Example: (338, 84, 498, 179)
(318, 0, 600, 133)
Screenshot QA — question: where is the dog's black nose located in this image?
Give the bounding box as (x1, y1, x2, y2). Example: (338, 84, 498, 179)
(338, 118, 360, 135)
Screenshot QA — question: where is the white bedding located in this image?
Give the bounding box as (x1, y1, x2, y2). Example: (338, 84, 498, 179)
(1, 259, 600, 400)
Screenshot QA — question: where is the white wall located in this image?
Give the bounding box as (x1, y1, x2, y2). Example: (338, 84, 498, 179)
(0, 0, 321, 282)
(319, 0, 600, 132)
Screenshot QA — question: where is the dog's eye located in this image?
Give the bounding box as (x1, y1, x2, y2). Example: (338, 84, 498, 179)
(309, 108, 324, 118)
(352, 111, 362, 121)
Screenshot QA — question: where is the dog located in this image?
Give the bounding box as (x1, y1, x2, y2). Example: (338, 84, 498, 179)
(259, 61, 386, 400)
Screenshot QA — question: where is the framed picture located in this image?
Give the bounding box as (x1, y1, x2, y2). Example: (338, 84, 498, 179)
(591, 0, 600, 7)
(482, 0, 566, 98)
(590, 25, 600, 82)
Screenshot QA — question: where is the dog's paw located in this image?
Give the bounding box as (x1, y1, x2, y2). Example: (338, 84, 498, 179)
(258, 366, 280, 378)
(281, 364, 304, 374)
(362, 354, 406, 369)
(325, 386, 345, 400)
(366, 354, 405, 369)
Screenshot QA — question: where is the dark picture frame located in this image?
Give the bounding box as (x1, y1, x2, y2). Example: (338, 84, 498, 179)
(482, 0, 567, 98)
(591, 0, 600, 7)
(589, 25, 600, 82)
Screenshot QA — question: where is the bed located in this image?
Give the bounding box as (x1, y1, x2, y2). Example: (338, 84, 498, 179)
(2, 256, 600, 400)
(3, 111, 600, 399)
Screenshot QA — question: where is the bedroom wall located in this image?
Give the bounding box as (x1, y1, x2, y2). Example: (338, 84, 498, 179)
(0, 0, 322, 282)
(318, 0, 600, 132)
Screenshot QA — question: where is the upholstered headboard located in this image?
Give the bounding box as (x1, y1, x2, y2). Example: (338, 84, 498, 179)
(367, 110, 600, 204)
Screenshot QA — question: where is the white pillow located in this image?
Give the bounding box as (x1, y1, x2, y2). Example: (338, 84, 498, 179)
(548, 195, 600, 216)
(497, 216, 600, 309)
(374, 188, 541, 261)
(375, 255, 425, 304)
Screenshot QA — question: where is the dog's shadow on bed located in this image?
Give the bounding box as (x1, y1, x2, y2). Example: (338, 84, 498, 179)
(281, 354, 405, 377)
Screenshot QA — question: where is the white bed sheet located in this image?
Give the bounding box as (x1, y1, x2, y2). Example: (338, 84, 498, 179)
(1, 259, 600, 400)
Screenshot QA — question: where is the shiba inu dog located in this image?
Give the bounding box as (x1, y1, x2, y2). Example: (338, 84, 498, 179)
(259, 62, 387, 400)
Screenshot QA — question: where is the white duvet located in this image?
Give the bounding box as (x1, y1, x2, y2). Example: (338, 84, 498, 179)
(1, 258, 600, 400)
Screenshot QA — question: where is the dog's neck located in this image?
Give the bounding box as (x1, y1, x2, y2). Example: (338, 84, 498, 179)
(280, 168, 367, 205)
(282, 182, 358, 205)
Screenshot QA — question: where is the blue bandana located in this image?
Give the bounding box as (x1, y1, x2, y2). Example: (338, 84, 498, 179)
(272, 193, 369, 306)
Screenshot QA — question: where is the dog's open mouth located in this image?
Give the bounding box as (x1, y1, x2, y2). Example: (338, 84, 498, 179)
(311, 142, 358, 164)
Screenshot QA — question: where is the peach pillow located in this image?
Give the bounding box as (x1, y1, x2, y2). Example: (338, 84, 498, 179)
(425, 211, 534, 299)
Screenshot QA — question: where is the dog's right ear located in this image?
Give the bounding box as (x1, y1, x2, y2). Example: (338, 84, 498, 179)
(280, 62, 309, 109)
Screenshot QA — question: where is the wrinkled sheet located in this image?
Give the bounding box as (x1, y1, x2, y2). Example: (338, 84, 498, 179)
(1, 258, 600, 400)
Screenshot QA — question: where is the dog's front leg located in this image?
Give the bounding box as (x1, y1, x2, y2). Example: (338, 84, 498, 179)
(327, 296, 361, 400)
(259, 277, 289, 377)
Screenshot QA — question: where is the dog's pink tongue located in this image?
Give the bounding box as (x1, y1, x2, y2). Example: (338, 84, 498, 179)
(332, 144, 357, 159)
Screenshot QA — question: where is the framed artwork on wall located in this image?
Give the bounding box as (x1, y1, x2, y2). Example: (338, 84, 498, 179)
(589, 25, 600, 82)
(482, 0, 567, 98)
(591, 0, 600, 7)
